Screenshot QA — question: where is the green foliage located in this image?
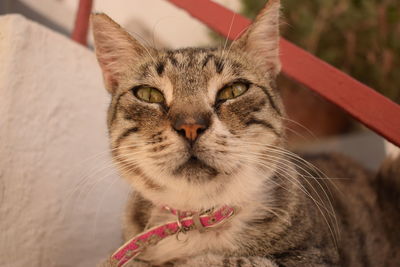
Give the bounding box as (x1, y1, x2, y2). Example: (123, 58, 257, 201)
(240, 0, 400, 103)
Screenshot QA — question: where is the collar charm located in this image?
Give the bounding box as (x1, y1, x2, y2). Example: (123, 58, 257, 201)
(110, 205, 235, 267)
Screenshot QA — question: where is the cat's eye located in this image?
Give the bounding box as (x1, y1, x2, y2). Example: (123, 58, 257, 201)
(134, 86, 165, 103)
(216, 82, 249, 102)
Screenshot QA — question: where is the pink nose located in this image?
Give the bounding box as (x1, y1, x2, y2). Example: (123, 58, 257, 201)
(175, 123, 206, 141)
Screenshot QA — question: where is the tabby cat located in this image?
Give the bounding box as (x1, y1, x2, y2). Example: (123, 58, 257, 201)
(91, 0, 400, 266)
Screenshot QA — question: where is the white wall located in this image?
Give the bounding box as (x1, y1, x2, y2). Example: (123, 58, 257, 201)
(0, 15, 129, 267)
(20, 0, 241, 48)
(0, 2, 243, 266)
(0, 3, 242, 266)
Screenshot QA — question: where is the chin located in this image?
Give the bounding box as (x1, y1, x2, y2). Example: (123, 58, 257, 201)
(172, 156, 220, 182)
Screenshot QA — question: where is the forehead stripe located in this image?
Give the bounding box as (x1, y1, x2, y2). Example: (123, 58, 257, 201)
(155, 61, 165, 76)
(202, 54, 214, 69)
(214, 58, 224, 74)
(166, 52, 178, 66)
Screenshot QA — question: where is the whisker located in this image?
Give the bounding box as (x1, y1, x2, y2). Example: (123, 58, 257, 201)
(280, 116, 318, 141)
(126, 30, 157, 65)
(240, 155, 339, 248)
(222, 24, 251, 61)
(281, 125, 311, 142)
(236, 144, 340, 233)
(220, 12, 236, 61)
(92, 168, 133, 237)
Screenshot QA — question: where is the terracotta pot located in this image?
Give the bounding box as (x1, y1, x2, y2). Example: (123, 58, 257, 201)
(278, 75, 353, 145)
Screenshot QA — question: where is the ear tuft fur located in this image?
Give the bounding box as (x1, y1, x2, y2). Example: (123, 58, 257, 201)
(91, 13, 149, 93)
(235, 0, 281, 78)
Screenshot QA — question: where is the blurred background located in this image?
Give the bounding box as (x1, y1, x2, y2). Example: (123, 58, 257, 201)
(0, 1, 398, 267)
(0, 0, 239, 48)
(1, 0, 398, 148)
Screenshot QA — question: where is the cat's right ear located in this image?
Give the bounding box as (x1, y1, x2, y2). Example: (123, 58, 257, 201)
(232, 0, 281, 78)
(91, 13, 150, 93)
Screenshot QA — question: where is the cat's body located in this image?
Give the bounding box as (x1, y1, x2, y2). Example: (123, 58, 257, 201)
(91, 1, 400, 266)
(118, 153, 398, 267)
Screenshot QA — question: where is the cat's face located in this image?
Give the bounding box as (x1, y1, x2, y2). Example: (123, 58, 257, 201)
(92, 0, 284, 208)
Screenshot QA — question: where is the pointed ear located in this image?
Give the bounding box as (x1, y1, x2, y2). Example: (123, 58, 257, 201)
(91, 13, 151, 93)
(234, 0, 281, 78)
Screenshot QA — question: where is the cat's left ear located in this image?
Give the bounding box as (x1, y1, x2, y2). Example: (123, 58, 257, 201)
(91, 13, 152, 93)
(234, 0, 281, 78)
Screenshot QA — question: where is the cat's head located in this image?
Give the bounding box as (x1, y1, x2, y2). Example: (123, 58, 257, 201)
(92, 0, 285, 209)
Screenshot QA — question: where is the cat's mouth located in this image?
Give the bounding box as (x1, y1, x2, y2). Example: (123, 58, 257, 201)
(172, 155, 219, 180)
(187, 155, 201, 164)
(181, 155, 209, 170)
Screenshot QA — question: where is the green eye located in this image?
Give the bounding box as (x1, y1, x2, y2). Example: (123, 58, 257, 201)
(216, 82, 248, 101)
(134, 86, 165, 103)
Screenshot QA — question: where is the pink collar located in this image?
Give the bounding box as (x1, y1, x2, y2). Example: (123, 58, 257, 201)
(110, 205, 236, 267)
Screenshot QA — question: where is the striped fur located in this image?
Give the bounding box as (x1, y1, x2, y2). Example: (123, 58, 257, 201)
(92, 1, 399, 266)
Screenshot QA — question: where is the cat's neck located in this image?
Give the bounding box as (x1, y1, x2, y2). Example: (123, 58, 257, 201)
(129, 161, 298, 214)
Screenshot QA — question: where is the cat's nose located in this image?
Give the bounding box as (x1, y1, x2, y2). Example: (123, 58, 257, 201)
(173, 117, 209, 142)
(175, 124, 206, 141)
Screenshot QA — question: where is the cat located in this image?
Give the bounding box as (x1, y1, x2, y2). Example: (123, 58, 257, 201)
(91, 0, 400, 266)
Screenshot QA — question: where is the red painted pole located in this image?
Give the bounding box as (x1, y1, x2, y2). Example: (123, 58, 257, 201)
(166, 0, 400, 147)
(72, 0, 93, 46)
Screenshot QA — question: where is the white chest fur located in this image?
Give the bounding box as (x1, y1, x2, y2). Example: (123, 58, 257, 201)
(131, 164, 287, 265)
(137, 206, 259, 265)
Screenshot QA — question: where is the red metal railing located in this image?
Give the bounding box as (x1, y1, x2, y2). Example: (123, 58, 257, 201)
(166, 0, 400, 147)
(72, 0, 400, 147)
(71, 0, 93, 46)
